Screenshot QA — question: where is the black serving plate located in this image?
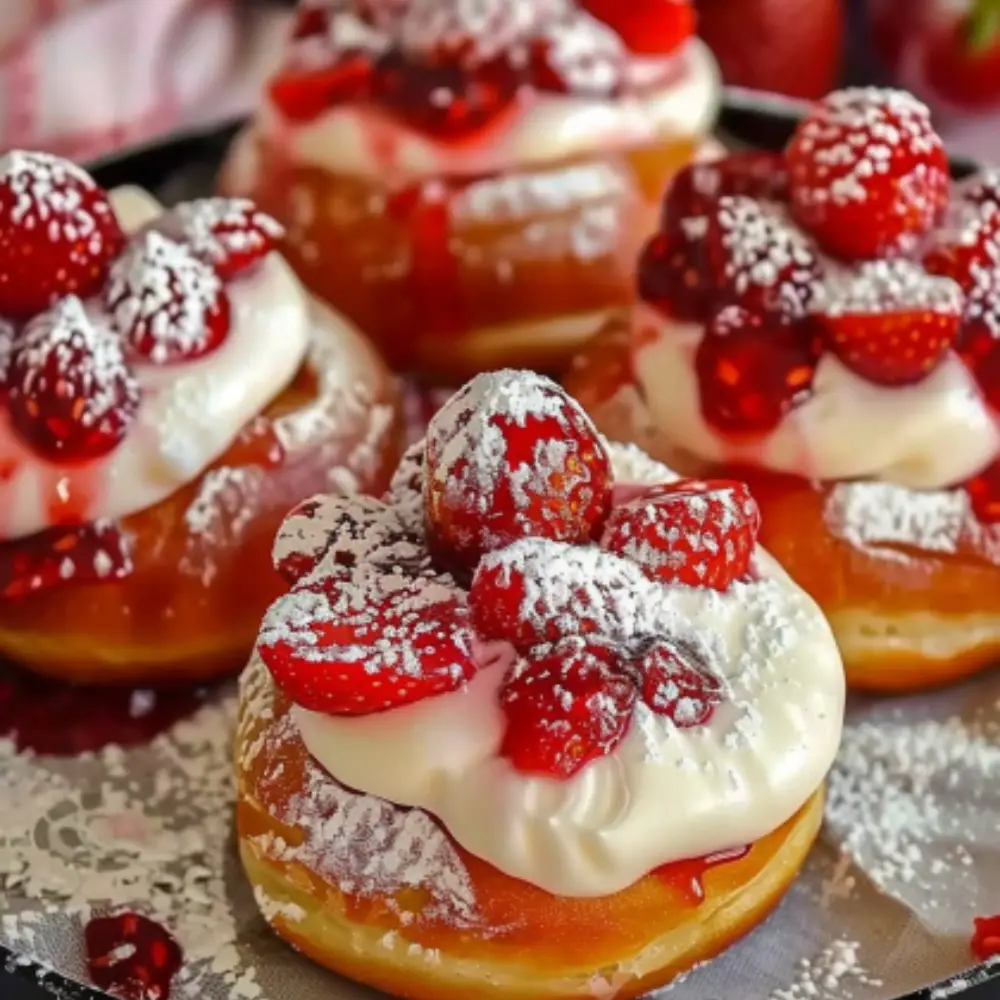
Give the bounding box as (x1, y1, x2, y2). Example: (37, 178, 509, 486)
(2, 93, 999, 1000)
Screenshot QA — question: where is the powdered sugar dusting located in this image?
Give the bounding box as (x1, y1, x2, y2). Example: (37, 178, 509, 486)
(169, 197, 284, 269)
(817, 259, 963, 318)
(769, 940, 880, 1000)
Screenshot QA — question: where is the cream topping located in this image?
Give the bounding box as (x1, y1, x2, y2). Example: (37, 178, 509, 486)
(256, 38, 720, 183)
(632, 306, 1000, 490)
(289, 444, 845, 898)
(0, 189, 313, 540)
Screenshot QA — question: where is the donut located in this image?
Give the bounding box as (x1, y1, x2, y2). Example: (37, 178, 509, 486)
(218, 0, 721, 380)
(0, 151, 404, 683)
(238, 370, 845, 998)
(565, 87, 1000, 692)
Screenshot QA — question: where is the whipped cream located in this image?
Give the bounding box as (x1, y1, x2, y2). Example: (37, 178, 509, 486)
(254, 38, 719, 183)
(0, 189, 316, 541)
(632, 306, 1000, 490)
(290, 444, 845, 898)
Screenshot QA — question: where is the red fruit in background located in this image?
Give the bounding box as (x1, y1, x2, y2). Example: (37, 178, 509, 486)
(694, 305, 822, 434)
(499, 640, 636, 778)
(816, 259, 963, 386)
(923, 2, 1000, 111)
(424, 371, 612, 571)
(695, 0, 844, 101)
(637, 638, 725, 726)
(786, 88, 950, 260)
(581, 0, 694, 56)
(7, 296, 140, 461)
(0, 150, 126, 320)
(85, 911, 183, 1000)
(601, 479, 760, 591)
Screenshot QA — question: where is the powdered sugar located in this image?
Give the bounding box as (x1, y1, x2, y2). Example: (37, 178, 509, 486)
(769, 940, 880, 1000)
(535, 8, 625, 96)
(817, 259, 963, 318)
(169, 198, 285, 271)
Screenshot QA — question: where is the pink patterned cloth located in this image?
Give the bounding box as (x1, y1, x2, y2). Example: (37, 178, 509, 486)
(0, 0, 289, 162)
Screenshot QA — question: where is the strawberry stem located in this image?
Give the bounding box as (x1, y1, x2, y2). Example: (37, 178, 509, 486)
(967, 0, 1000, 53)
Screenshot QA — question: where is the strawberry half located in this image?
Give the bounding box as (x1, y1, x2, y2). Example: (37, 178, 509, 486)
(787, 88, 949, 260)
(0, 151, 126, 320)
(816, 259, 963, 385)
(499, 639, 636, 778)
(7, 297, 140, 461)
(601, 479, 760, 591)
(470, 537, 652, 650)
(637, 638, 724, 727)
(258, 572, 477, 715)
(105, 232, 231, 365)
(424, 370, 612, 571)
(167, 198, 284, 280)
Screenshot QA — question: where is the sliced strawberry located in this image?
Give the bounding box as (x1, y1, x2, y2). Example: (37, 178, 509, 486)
(269, 56, 374, 121)
(85, 912, 183, 1000)
(105, 232, 231, 365)
(0, 150, 126, 319)
(787, 88, 949, 260)
(637, 230, 712, 322)
(816, 259, 963, 386)
(636, 638, 725, 727)
(600, 479, 760, 591)
(166, 198, 284, 280)
(580, 0, 694, 56)
(7, 297, 140, 461)
(470, 538, 652, 649)
(424, 371, 613, 570)
(272, 494, 425, 583)
(694, 305, 822, 434)
(259, 573, 477, 715)
(704, 196, 821, 321)
(530, 12, 626, 97)
(499, 639, 636, 778)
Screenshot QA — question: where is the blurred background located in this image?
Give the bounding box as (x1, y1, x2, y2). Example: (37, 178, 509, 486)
(3, 0, 1000, 164)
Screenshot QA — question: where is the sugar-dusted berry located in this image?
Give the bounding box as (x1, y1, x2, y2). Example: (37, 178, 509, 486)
(601, 478, 760, 591)
(499, 638, 636, 778)
(530, 9, 625, 97)
(166, 198, 284, 279)
(0, 151, 126, 319)
(636, 637, 725, 727)
(637, 230, 712, 322)
(787, 88, 949, 260)
(470, 537, 653, 649)
(424, 370, 612, 570)
(704, 195, 821, 320)
(695, 305, 822, 434)
(259, 572, 477, 715)
(105, 231, 231, 364)
(7, 296, 140, 460)
(816, 259, 962, 385)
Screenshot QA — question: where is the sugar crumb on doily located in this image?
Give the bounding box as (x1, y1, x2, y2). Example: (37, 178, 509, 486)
(769, 940, 880, 1000)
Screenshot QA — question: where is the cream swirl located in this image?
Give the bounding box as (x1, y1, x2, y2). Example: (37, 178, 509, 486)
(290, 445, 845, 898)
(0, 188, 314, 540)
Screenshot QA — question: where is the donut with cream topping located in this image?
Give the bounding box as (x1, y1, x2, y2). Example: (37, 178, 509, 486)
(0, 151, 404, 683)
(237, 370, 844, 997)
(566, 86, 1000, 691)
(219, 0, 721, 380)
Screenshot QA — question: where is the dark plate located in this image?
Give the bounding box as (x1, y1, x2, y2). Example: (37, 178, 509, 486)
(1, 95, 999, 1000)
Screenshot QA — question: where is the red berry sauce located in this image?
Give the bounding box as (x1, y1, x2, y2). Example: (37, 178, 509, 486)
(653, 844, 751, 905)
(85, 911, 183, 1000)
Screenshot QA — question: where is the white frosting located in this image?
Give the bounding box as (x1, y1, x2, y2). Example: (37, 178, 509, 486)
(0, 189, 312, 540)
(632, 305, 1000, 490)
(291, 447, 845, 898)
(258, 39, 719, 182)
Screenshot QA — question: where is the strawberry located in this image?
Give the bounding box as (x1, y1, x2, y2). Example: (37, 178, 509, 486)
(470, 538, 652, 649)
(972, 914, 1000, 961)
(258, 573, 477, 715)
(498, 639, 636, 778)
(923, 2, 1000, 111)
(272, 494, 426, 583)
(637, 638, 725, 727)
(85, 912, 182, 1000)
(580, 0, 694, 56)
(424, 371, 613, 571)
(105, 232, 231, 365)
(816, 259, 963, 385)
(786, 88, 950, 260)
(963, 459, 1000, 524)
(694, 305, 822, 433)
(0, 151, 126, 320)
(7, 297, 140, 461)
(600, 479, 760, 591)
(166, 198, 284, 280)
(924, 203, 1000, 295)
(704, 195, 821, 320)
(269, 56, 374, 121)
(529, 11, 626, 97)
(637, 230, 713, 322)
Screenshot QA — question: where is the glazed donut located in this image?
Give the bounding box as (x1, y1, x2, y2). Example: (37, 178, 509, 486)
(565, 87, 1000, 692)
(0, 152, 404, 683)
(238, 370, 844, 997)
(219, 0, 721, 379)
